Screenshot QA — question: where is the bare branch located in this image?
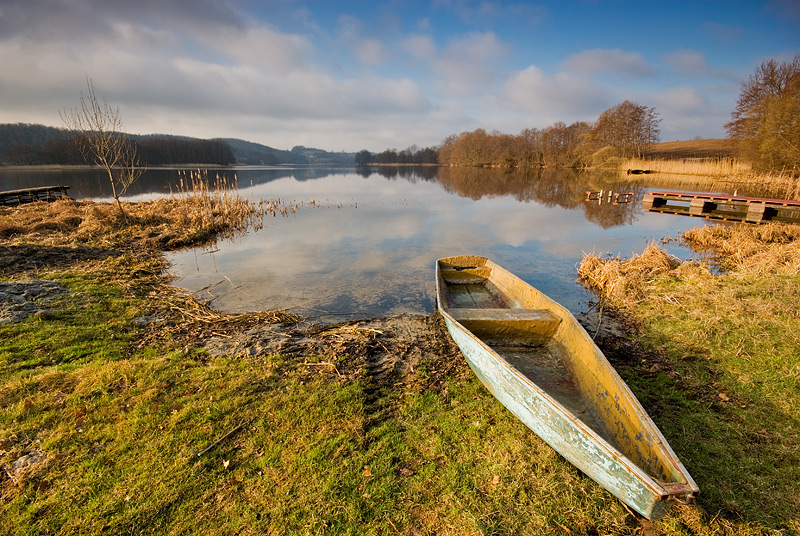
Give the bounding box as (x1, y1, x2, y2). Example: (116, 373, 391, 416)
(60, 77, 143, 211)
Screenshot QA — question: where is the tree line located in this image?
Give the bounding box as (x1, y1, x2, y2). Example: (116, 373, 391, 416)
(2, 127, 235, 166)
(355, 145, 438, 166)
(358, 100, 661, 169)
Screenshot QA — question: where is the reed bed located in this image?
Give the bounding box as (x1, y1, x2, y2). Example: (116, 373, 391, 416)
(579, 222, 800, 310)
(682, 223, 800, 276)
(0, 171, 299, 252)
(623, 157, 748, 177)
(620, 158, 800, 199)
(577, 243, 682, 307)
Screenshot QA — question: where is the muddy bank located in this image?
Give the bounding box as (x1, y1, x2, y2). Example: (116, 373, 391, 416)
(0, 280, 66, 324)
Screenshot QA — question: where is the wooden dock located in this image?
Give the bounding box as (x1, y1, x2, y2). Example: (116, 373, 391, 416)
(643, 191, 800, 224)
(0, 186, 71, 206)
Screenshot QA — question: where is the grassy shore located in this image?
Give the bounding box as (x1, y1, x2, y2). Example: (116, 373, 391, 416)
(580, 224, 800, 534)
(1, 187, 799, 533)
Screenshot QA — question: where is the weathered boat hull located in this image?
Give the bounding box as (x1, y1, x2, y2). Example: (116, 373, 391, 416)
(436, 256, 698, 520)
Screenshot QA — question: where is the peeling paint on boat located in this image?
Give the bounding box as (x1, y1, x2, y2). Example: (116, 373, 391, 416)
(436, 255, 698, 520)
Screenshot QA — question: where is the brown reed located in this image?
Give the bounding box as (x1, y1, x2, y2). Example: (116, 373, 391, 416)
(619, 158, 800, 199)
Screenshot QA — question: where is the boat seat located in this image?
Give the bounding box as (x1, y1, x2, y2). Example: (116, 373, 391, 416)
(449, 308, 562, 343)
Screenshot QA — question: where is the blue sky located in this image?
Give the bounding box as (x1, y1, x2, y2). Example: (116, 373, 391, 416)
(1, 0, 798, 152)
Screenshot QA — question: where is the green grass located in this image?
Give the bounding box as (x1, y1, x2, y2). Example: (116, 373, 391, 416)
(581, 250, 800, 534)
(627, 272, 800, 526)
(0, 270, 645, 535)
(3, 254, 799, 534)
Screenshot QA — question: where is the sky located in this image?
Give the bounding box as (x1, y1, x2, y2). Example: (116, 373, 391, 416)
(1, 0, 799, 153)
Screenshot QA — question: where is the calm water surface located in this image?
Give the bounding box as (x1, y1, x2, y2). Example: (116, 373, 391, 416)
(1, 166, 716, 321)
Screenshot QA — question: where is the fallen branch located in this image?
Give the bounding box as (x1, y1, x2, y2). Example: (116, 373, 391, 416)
(193, 420, 248, 458)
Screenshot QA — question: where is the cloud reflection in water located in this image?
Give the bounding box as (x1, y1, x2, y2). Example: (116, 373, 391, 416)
(168, 168, 709, 321)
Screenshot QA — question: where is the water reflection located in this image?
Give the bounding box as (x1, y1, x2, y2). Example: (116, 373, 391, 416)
(168, 167, 706, 321)
(0, 166, 356, 200)
(0, 165, 711, 321)
(368, 166, 645, 230)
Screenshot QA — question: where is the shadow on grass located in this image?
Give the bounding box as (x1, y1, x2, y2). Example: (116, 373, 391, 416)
(0, 244, 119, 276)
(597, 333, 800, 531)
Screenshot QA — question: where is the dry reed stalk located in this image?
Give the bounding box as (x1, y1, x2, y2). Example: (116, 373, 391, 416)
(623, 157, 748, 177)
(620, 158, 800, 199)
(682, 223, 800, 276)
(166, 292, 300, 327)
(578, 244, 682, 308)
(581, 223, 800, 314)
(135, 283, 301, 348)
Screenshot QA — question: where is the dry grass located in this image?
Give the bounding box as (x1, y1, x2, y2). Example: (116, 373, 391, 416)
(579, 224, 800, 530)
(0, 171, 298, 253)
(683, 224, 800, 276)
(577, 243, 682, 306)
(619, 157, 800, 199)
(579, 223, 800, 310)
(623, 156, 747, 177)
(1, 174, 304, 347)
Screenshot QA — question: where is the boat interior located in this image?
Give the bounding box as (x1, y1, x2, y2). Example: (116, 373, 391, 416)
(438, 261, 615, 438)
(438, 257, 691, 488)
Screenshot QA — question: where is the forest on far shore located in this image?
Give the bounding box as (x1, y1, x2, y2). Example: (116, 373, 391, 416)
(2, 131, 235, 166)
(357, 100, 663, 169)
(0, 124, 355, 167)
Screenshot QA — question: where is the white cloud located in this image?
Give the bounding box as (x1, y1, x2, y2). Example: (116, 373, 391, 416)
(663, 50, 742, 83)
(649, 86, 728, 139)
(211, 25, 313, 73)
(0, 0, 438, 151)
(663, 50, 711, 77)
(0, 0, 774, 149)
(502, 65, 612, 120)
(563, 49, 655, 78)
(354, 37, 387, 64)
(336, 14, 389, 65)
(652, 85, 708, 112)
(403, 34, 436, 58)
(429, 32, 509, 97)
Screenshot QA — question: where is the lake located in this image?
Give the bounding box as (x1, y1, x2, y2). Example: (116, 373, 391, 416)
(0, 166, 716, 322)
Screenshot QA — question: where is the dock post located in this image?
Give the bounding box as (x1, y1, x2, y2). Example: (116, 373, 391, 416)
(745, 203, 775, 223)
(689, 198, 716, 216)
(642, 193, 664, 210)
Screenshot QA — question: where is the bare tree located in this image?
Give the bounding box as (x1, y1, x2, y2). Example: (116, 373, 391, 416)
(726, 55, 800, 172)
(60, 78, 143, 211)
(590, 101, 661, 158)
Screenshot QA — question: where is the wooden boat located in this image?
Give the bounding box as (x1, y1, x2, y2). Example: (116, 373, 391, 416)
(436, 256, 698, 520)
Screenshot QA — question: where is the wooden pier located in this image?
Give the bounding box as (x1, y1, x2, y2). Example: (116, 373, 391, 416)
(0, 186, 71, 207)
(643, 191, 800, 224)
